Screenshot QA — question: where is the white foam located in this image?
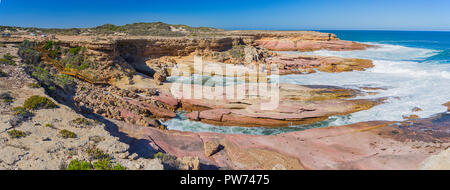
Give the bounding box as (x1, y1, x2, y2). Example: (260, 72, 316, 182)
(276, 43, 450, 124)
(282, 43, 439, 61)
(165, 43, 450, 134)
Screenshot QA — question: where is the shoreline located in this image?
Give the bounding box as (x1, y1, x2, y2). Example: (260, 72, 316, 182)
(1, 25, 449, 170)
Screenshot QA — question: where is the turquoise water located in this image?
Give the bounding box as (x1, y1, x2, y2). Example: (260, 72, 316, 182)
(164, 31, 450, 135)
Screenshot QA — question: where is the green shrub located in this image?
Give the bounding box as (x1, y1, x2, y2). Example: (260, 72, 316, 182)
(54, 74, 74, 89)
(27, 83, 40, 88)
(154, 152, 165, 159)
(18, 40, 41, 65)
(65, 63, 75, 69)
(78, 62, 89, 70)
(68, 47, 82, 55)
(86, 147, 110, 160)
(44, 123, 53, 128)
(3, 53, 14, 60)
(48, 50, 59, 59)
(93, 158, 112, 170)
(66, 159, 93, 170)
(44, 41, 55, 50)
(0, 58, 15, 65)
(23, 95, 57, 110)
(9, 107, 33, 127)
(48, 86, 55, 92)
(72, 117, 91, 126)
(31, 67, 52, 85)
(0, 53, 16, 65)
(112, 163, 127, 170)
(8, 129, 27, 138)
(59, 129, 77, 139)
(153, 152, 177, 162)
(12, 106, 33, 117)
(92, 158, 126, 170)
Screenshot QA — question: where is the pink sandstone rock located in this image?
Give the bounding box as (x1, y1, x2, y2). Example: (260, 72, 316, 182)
(199, 109, 232, 121)
(122, 97, 176, 118)
(186, 111, 200, 121)
(113, 114, 450, 170)
(151, 92, 179, 108)
(256, 38, 373, 52)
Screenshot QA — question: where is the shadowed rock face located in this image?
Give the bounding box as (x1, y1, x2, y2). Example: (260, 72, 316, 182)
(115, 38, 243, 59)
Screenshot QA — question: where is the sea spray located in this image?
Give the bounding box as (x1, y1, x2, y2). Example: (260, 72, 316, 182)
(165, 42, 450, 135)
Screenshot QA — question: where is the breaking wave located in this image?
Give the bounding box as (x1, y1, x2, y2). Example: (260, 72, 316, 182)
(164, 42, 450, 135)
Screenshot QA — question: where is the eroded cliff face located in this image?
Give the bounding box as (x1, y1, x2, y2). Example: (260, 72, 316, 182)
(65, 33, 372, 81)
(115, 37, 248, 59)
(2, 30, 449, 170)
(19, 31, 375, 129)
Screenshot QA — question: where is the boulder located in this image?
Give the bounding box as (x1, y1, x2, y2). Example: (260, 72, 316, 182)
(244, 46, 260, 63)
(153, 72, 167, 85)
(177, 156, 200, 170)
(203, 140, 222, 157)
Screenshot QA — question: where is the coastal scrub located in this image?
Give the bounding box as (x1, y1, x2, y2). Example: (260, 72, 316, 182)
(8, 129, 27, 139)
(23, 95, 58, 110)
(59, 129, 77, 139)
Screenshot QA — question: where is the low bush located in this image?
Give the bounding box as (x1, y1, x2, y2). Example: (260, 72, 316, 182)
(0, 54, 15, 65)
(18, 40, 41, 65)
(12, 106, 33, 117)
(73, 117, 91, 126)
(0, 58, 14, 65)
(7, 129, 27, 138)
(86, 147, 110, 160)
(93, 158, 126, 170)
(27, 83, 40, 88)
(30, 67, 74, 92)
(31, 67, 52, 85)
(54, 74, 74, 89)
(48, 50, 59, 59)
(153, 151, 179, 169)
(78, 62, 89, 70)
(112, 163, 127, 170)
(59, 129, 77, 139)
(3, 53, 14, 60)
(9, 107, 33, 126)
(23, 95, 57, 110)
(93, 158, 112, 170)
(65, 158, 126, 170)
(66, 159, 93, 170)
(68, 47, 82, 55)
(44, 41, 55, 50)
(153, 152, 177, 162)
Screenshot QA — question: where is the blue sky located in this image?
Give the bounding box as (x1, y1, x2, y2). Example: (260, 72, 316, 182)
(0, 0, 449, 31)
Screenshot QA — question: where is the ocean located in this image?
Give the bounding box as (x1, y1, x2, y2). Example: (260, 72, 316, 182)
(164, 30, 450, 135)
